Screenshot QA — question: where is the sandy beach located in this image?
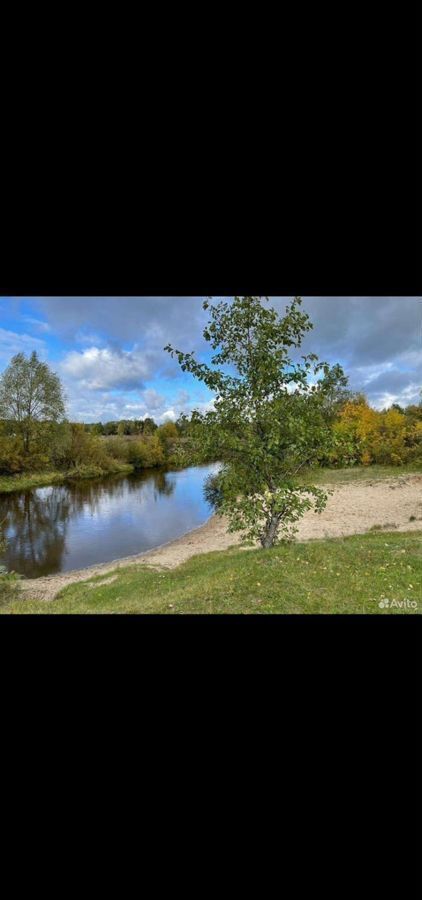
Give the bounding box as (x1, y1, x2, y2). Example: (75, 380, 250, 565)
(19, 474, 422, 601)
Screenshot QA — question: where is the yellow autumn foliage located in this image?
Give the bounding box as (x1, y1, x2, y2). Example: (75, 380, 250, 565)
(328, 399, 422, 467)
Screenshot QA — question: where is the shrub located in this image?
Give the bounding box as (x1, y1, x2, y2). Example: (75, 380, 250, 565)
(0, 434, 25, 475)
(104, 437, 130, 463)
(157, 421, 178, 451)
(50, 424, 114, 472)
(127, 434, 165, 469)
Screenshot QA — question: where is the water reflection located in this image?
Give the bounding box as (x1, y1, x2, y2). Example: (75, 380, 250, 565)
(1, 488, 71, 578)
(0, 464, 218, 578)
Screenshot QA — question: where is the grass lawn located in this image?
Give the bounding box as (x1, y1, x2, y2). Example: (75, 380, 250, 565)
(3, 530, 421, 615)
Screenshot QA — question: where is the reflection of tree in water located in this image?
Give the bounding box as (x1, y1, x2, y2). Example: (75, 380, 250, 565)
(151, 469, 175, 499)
(0, 487, 72, 578)
(61, 470, 175, 510)
(60, 476, 128, 517)
(0, 469, 177, 579)
(124, 469, 176, 500)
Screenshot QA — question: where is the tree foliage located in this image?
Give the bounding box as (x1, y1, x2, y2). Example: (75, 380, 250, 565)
(0, 351, 65, 454)
(166, 296, 348, 547)
(0, 338, 419, 490)
(327, 398, 422, 467)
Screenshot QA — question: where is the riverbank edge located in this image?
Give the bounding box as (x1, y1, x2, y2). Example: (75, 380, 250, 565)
(18, 511, 225, 601)
(16, 472, 422, 602)
(0, 464, 136, 493)
(0, 459, 215, 494)
(3, 460, 422, 495)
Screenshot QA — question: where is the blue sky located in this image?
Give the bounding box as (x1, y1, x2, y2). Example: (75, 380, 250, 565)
(0, 297, 420, 421)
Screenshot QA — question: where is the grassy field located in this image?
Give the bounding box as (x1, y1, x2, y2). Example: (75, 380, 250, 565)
(0, 463, 134, 494)
(3, 530, 421, 615)
(299, 462, 422, 486)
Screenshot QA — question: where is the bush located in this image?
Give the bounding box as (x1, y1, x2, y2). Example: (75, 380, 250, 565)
(50, 424, 116, 472)
(126, 434, 165, 469)
(157, 421, 178, 451)
(104, 437, 130, 463)
(0, 434, 25, 475)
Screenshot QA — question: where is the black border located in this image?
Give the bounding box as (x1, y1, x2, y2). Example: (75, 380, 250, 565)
(1, 209, 421, 297)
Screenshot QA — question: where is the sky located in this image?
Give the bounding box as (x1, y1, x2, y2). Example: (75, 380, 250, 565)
(0, 297, 420, 422)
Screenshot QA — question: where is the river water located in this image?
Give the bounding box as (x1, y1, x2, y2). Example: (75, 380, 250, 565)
(0, 462, 220, 579)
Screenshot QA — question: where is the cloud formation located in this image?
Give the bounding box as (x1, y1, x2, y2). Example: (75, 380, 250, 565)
(35, 296, 207, 348)
(275, 296, 421, 408)
(61, 346, 154, 391)
(1, 297, 420, 420)
(0, 326, 46, 366)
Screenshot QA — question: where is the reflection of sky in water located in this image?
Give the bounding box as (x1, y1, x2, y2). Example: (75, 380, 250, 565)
(0, 463, 220, 578)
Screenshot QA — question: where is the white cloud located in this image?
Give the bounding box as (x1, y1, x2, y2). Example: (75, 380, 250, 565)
(161, 408, 177, 422)
(21, 316, 51, 333)
(62, 379, 216, 425)
(141, 388, 166, 411)
(0, 327, 46, 365)
(354, 362, 394, 386)
(3, 298, 420, 421)
(368, 382, 422, 410)
(61, 346, 154, 390)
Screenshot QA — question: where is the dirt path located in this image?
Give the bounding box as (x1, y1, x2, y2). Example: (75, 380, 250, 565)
(20, 474, 422, 601)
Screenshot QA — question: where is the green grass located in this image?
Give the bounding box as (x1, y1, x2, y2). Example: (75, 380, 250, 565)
(0, 471, 67, 492)
(299, 462, 422, 486)
(4, 530, 421, 615)
(0, 572, 21, 608)
(0, 463, 134, 494)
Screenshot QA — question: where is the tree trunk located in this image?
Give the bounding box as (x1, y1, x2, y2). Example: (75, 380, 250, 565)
(22, 424, 30, 455)
(261, 514, 279, 549)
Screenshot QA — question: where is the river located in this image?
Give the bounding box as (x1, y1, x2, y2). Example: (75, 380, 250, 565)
(0, 462, 220, 578)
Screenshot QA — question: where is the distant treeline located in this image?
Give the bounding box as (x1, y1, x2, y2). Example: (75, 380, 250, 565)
(2, 351, 421, 484)
(0, 413, 211, 479)
(1, 400, 421, 481)
(83, 401, 422, 465)
(84, 417, 158, 436)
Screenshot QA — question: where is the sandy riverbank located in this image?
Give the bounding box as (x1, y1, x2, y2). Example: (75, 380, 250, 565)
(20, 474, 422, 601)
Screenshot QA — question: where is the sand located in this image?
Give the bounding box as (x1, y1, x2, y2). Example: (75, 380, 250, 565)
(19, 474, 422, 602)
